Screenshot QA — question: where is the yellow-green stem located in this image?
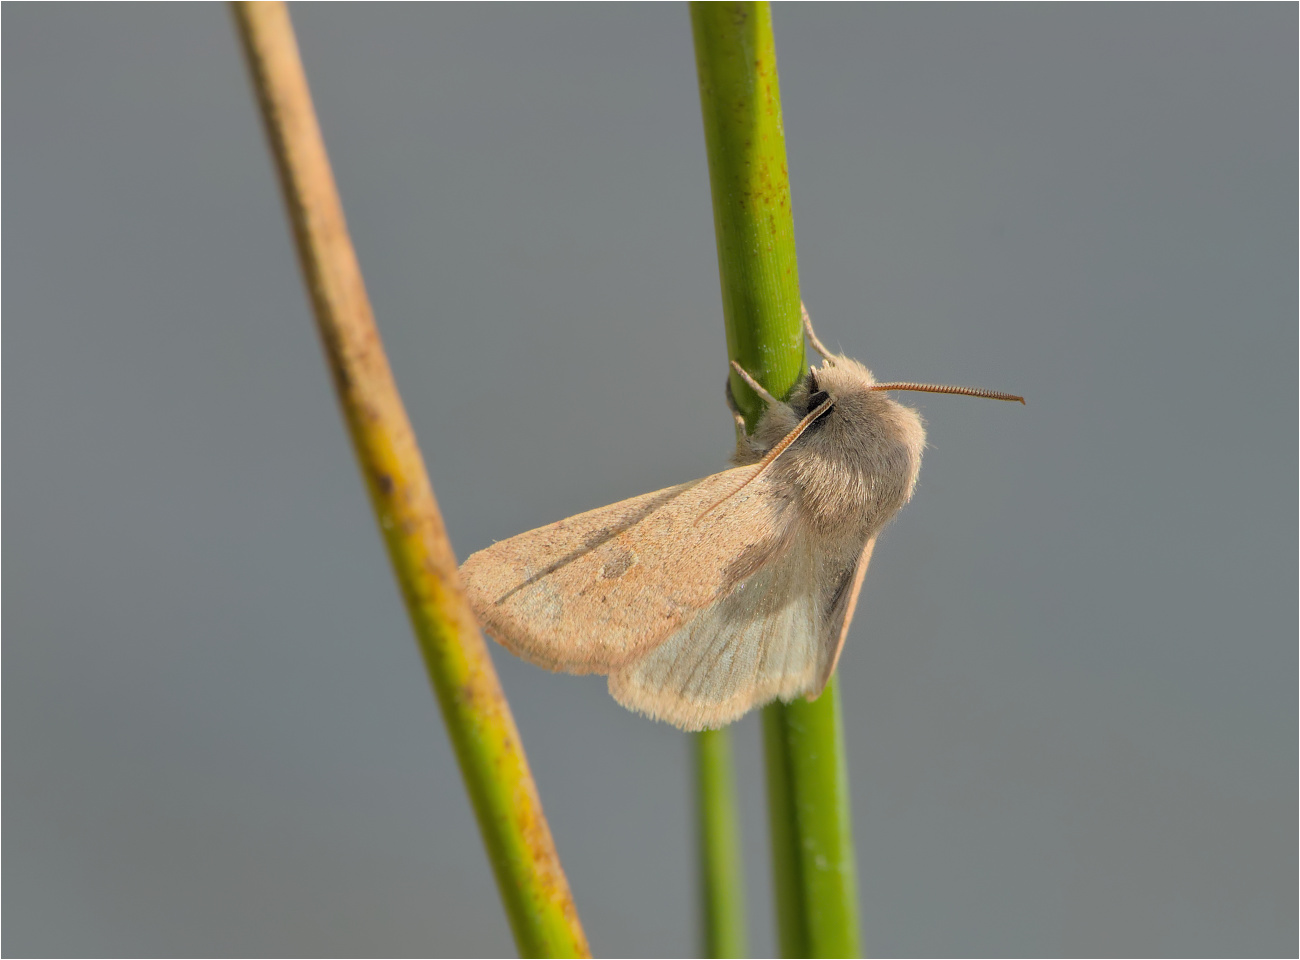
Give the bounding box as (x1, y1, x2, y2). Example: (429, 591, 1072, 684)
(691, 3, 862, 956)
(696, 728, 747, 957)
(231, 5, 589, 956)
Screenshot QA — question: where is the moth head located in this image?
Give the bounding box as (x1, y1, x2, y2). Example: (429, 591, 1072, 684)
(796, 355, 1023, 428)
(785, 356, 1022, 507)
(790, 356, 925, 456)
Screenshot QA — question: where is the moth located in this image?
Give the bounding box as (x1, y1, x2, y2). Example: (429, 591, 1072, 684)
(459, 306, 1022, 731)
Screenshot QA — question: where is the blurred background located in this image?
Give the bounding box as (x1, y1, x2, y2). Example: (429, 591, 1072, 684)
(5, 5, 1295, 956)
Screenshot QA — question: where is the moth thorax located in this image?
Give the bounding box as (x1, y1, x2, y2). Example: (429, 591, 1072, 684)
(791, 396, 924, 529)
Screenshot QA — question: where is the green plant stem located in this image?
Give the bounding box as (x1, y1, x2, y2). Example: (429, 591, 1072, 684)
(231, 5, 589, 956)
(690, 3, 862, 956)
(763, 680, 861, 957)
(696, 728, 747, 957)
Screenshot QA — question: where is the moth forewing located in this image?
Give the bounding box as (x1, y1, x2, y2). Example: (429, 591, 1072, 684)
(457, 466, 798, 676)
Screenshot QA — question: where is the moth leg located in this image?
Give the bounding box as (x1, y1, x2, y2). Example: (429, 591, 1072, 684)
(724, 376, 750, 445)
(729, 360, 779, 406)
(801, 301, 837, 365)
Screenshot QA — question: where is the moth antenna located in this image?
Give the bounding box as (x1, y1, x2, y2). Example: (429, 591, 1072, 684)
(696, 394, 836, 524)
(871, 382, 1026, 404)
(729, 360, 779, 407)
(801, 302, 837, 364)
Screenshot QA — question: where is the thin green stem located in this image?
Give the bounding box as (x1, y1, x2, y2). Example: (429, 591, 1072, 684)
(231, 5, 589, 956)
(761, 703, 806, 956)
(696, 728, 747, 957)
(690, 4, 862, 956)
(690, 3, 805, 416)
(765, 681, 861, 957)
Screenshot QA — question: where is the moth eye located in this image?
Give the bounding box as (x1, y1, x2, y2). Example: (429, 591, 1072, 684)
(806, 390, 832, 424)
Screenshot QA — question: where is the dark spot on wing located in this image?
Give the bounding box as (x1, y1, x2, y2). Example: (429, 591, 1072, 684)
(600, 548, 637, 579)
(496, 481, 704, 603)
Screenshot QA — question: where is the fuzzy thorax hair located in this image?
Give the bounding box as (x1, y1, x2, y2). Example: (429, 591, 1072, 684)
(739, 356, 926, 533)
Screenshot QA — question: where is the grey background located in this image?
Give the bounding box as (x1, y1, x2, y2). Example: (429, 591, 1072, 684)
(5, 4, 1295, 957)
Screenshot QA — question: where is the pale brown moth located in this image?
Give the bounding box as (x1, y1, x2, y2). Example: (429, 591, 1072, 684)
(459, 306, 1022, 731)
